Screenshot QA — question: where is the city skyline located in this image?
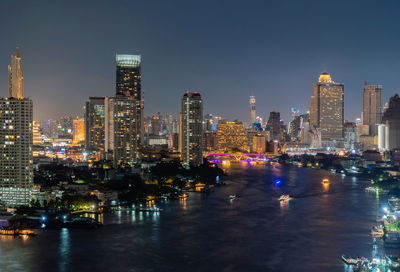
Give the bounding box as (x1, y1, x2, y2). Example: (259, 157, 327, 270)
(0, 1, 399, 122)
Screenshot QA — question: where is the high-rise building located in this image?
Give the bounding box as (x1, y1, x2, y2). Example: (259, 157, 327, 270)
(382, 94, 400, 150)
(32, 121, 43, 145)
(180, 91, 203, 166)
(363, 84, 382, 136)
(216, 121, 249, 152)
(0, 48, 33, 206)
(267, 111, 281, 141)
(85, 97, 106, 152)
(8, 47, 24, 99)
(250, 96, 256, 124)
(309, 73, 344, 147)
(115, 54, 143, 144)
(112, 96, 139, 166)
(151, 114, 161, 135)
(72, 119, 85, 145)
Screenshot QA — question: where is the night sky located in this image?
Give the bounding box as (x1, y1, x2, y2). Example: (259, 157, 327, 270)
(0, 0, 399, 123)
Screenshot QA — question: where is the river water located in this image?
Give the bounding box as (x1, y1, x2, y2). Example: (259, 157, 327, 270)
(0, 164, 385, 272)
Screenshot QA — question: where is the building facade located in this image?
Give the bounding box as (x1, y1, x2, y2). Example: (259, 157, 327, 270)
(363, 84, 382, 136)
(72, 119, 85, 145)
(216, 121, 249, 152)
(115, 54, 143, 145)
(180, 92, 203, 166)
(0, 48, 33, 206)
(382, 94, 400, 150)
(85, 97, 106, 152)
(309, 73, 344, 148)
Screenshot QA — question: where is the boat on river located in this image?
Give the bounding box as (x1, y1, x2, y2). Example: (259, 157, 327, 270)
(371, 225, 384, 238)
(0, 227, 35, 237)
(278, 195, 291, 201)
(228, 194, 237, 200)
(322, 178, 330, 185)
(341, 255, 360, 265)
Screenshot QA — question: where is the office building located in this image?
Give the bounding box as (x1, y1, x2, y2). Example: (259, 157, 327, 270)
(267, 111, 281, 141)
(180, 91, 203, 166)
(216, 121, 249, 152)
(382, 94, 400, 150)
(72, 119, 85, 145)
(85, 97, 106, 152)
(0, 48, 33, 206)
(309, 73, 344, 148)
(116, 54, 143, 144)
(363, 84, 382, 136)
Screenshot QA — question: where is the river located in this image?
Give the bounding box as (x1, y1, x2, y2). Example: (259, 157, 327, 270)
(0, 164, 384, 271)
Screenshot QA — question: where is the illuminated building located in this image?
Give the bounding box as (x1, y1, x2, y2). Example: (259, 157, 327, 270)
(216, 121, 249, 152)
(85, 97, 106, 152)
(72, 119, 85, 145)
(363, 84, 382, 136)
(151, 114, 161, 135)
(250, 96, 256, 124)
(382, 94, 400, 150)
(252, 134, 266, 153)
(112, 96, 139, 166)
(8, 47, 24, 99)
(116, 54, 143, 144)
(0, 48, 33, 206)
(180, 91, 203, 166)
(309, 73, 344, 148)
(343, 122, 357, 150)
(32, 121, 43, 145)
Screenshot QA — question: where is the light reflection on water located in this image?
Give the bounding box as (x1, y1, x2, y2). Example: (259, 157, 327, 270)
(59, 228, 70, 272)
(0, 164, 385, 272)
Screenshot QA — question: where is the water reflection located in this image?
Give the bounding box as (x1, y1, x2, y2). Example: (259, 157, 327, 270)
(59, 228, 70, 272)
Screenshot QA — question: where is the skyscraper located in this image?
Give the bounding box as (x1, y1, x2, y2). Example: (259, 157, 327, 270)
(72, 119, 85, 145)
(85, 97, 106, 152)
(309, 73, 344, 147)
(180, 91, 203, 167)
(250, 96, 256, 124)
(363, 84, 382, 136)
(267, 111, 281, 141)
(116, 54, 143, 144)
(112, 96, 139, 166)
(382, 94, 400, 150)
(8, 47, 24, 99)
(0, 48, 33, 206)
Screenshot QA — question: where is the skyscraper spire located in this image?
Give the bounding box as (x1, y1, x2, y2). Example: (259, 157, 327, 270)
(250, 95, 256, 124)
(8, 47, 24, 99)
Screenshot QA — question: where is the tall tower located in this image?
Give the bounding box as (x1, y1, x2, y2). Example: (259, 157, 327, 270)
(85, 97, 106, 152)
(180, 91, 203, 167)
(0, 48, 33, 206)
(250, 96, 256, 124)
(309, 73, 344, 147)
(8, 47, 24, 99)
(116, 54, 143, 144)
(363, 84, 382, 136)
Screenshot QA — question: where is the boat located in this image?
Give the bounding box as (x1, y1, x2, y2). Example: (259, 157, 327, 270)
(178, 193, 188, 199)
(278, 195, 291, 201)
(322, 178, 330, 185)
(342, 255, 360, 265)
(365, 187, 376, 192)
(371, 225, 384, 238)
(0, 228, 35, 237)
(228, 194, 237, 200)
